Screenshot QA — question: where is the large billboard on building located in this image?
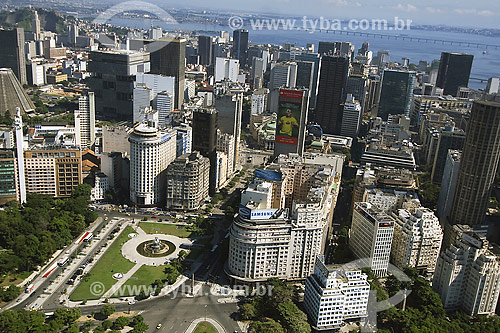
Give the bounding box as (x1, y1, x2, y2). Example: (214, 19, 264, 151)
(276, 89, 304, 145)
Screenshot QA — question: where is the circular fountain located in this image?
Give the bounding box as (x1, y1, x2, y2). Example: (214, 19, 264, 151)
(136, 237, 176, 258)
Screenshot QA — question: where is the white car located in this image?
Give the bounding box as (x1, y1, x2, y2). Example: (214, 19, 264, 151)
(128, 301, 136, 305)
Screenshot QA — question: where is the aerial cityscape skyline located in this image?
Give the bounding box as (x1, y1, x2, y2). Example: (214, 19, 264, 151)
(0, 1, 500, 332)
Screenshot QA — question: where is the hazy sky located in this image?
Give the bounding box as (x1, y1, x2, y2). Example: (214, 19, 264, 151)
(150, 0, 500, 29)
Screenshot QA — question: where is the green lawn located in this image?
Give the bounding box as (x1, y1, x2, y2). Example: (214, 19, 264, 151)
(139, 222, 192, 238)
(70, 226, 136, 301)
(113, 265, 167, 297)
(194, 322, 217, 333)
(0, 271, 32, 288)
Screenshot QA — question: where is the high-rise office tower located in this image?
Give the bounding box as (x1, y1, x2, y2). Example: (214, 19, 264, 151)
(69, 23, 79, 45)
(32, 10, 41, 40)
(450, 100, 500, 226)
(269, 62, 297, 90)
(377, 70, 416, 120)
(232, 29, 249, 67)
(215, 57, 239, 82)
(345, 75, 368, 111)
(486, 78, 500, 94)
(430, 128, 465, 184)
(295, 53, 321, 109)
(274, 88, 309, 157)
(0, 28, 27, 85)
(437, 150, 461, 220)
(88, 50, 150, 121)
(129, 124, 176, 206)
(436, 52, 474, 96)
(14, 108, 26, 204)
(317, 41, 335, 55)
(315, 56, 349, 135)
(198, 35, 213, 66)
(340, 95, 362, 138)
(0, 149, 19, 205)
(75, 92, 96, 150)
(150, 38, 186, 109)
(295, 60, 314, 92)
(358, 41, 369, 56)
(350, 202, 395, 277)
(192, 108, 218, 195)
(214, 82, 244, 173)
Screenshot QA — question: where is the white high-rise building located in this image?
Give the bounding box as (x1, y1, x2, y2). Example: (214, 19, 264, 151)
(251, 88, 269, 115)
(215, 57, 239, 82)
(32, 10, 41, 40)
(269, 62, 297, 89)
(486, 77, 500, 94)
(129, 124, 176, 206)
(433, 226, 500, 316)
(216, 130, 235, 179)
(184, 79, 196, 101)
(350, 202, 395, 277)
(437, 150, 461, 219)
(91, 172, 109, 201)
(391, 207, 443, 276)
(340, 94, 362, 138)
(304, 256, 370, 331)
(14, 108, 26, 204)
(153, 91, 174, 128)
(227, 153, 343, 282)
(75, 92, 96, 150)
(133, 84, 153, 124)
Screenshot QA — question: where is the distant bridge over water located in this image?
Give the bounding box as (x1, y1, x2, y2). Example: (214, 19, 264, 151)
(313, 29, 500, 50)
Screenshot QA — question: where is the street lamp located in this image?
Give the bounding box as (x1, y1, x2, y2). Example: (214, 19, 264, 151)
(204, 304, 207, 321)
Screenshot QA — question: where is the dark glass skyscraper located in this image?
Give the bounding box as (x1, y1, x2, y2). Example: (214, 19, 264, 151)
(232, 29, 249, 67)
(0, 28, 26, 85)
(315, 56, 349, 135)
(436, 52, 474, 97)
(377, 70, 416, 121)
(150, 38, 186, 109)
(198, 35, 213, 66)
(450, 100, 500, 226)
(318, 41, 335, 55)
(192, 108, 218, 195)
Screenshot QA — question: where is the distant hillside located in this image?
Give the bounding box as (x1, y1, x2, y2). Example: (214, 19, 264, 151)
(0, 8, 69, 34)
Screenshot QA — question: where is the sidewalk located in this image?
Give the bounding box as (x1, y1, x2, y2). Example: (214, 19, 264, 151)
(185, 318, 226, 333)
(102, 263, 143, 298)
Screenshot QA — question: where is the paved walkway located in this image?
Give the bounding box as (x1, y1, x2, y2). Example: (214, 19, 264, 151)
(102, 263, 143, 298)
(185, 318, 226, 333)
(121, 230, 193, 266)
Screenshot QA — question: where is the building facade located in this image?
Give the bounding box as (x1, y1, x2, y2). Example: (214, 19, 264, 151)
(129, 124, 176, 206)
(350, 202, 395, 277)
(165, 152, 210, 211)
(304, 256, 369, 331)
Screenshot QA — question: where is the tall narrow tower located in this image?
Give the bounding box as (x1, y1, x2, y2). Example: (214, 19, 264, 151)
(14, 107, 26, 204)
(450, 100, 500, 226)
(32, 10, 41, 40)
